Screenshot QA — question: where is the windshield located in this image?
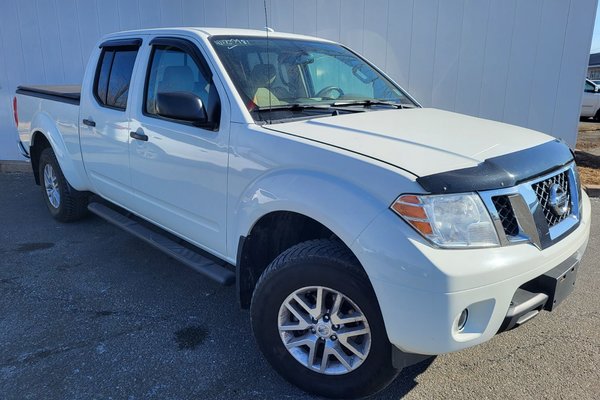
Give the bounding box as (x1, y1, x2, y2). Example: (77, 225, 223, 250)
(210, 36, 416, 121)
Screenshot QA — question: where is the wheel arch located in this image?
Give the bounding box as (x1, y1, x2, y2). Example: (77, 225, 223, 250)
(231, 169, 388, 308)
(30, 131, 51, 185)
(28, 112, 89, 191)
(237, 210, 349, 308)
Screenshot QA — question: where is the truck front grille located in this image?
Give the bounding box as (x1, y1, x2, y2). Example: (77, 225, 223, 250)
(479, 163, 580, 250)
(492, 196, 519, 237)
(531, 170, 571, 227)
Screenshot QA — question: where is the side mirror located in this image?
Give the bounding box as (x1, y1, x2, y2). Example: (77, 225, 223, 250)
(595, 86, 599, 93)
(156, 92, 208, 125)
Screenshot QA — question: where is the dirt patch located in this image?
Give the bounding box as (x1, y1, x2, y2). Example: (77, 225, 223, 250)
(577, 122, 600, 186)
(93, 310, 115, 318)
(174, 325, 207, 350)
(575, 150, 600, 187)
(577, 123, 600, 153)
(579, 166, 600, 185)
(15, 242, 55, 253)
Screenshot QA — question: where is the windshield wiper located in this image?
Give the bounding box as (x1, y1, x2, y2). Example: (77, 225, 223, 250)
(331, 99, 403, 109)
(253, 103, 347, 124)
(252, 102, 369, 124)
(254, 103, 333, 112)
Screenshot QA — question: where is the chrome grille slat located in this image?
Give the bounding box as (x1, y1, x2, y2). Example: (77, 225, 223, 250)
(531, 170, 571, 227)
(492, 196, 519, 237)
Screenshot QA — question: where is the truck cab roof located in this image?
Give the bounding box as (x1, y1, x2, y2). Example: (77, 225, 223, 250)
(100, 27, 333, 44)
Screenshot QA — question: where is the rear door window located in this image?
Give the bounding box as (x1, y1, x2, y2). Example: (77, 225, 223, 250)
(94, 47, 139, 110)
(96, 51, 114, 105)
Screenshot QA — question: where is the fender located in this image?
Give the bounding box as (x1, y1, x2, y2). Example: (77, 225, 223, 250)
(230, 168, 389, 260)
(30, 111, 90, 191)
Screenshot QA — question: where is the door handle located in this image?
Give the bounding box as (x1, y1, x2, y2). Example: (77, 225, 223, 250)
(130, 130, 148, 141)
(82, 119, 96, 127)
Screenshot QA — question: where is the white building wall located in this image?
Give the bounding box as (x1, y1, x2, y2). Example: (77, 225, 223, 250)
(0, 0, 596, 160)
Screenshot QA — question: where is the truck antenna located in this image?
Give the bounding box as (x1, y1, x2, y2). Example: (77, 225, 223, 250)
(263, 0, 272, 124)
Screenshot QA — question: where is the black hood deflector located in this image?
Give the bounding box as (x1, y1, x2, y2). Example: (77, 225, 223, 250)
(416, 140, 574, 194)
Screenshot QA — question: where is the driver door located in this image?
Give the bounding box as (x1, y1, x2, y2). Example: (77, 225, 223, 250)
(127, 36, 229, 256)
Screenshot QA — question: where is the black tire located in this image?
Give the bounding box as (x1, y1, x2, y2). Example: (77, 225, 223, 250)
(38, 147, 88, 222)
(251, 239, 398, 399)
(594, 109, 600, 122)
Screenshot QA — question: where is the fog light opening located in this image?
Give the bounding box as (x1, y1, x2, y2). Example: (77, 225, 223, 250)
(457, 309, 469, 332)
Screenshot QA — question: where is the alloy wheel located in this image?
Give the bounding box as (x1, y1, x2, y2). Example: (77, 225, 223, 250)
(43, 164, 60, 208)
(277, 286, 371, 375)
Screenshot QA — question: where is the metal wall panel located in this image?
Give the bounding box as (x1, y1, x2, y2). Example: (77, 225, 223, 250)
(181, 0, 203, 26)
(528, 0, 571, 134)
(385, 0, 414, 92)
(454, 0, 490, 117)
(503, 1, 544, 127)
(316, 0, 341, 42)
(362, 0, 388, 68)
(478, 0, 516, 123)
(409, 0, 439, 105)
(293, 0, 316, 37)
(340, 0, 365, 54)
(431, 0, 463, 112)
(553, 0, 598, 142)
(0, 0, 596, 160)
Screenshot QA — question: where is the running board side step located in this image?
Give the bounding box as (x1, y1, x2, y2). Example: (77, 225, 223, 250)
(88, 202, 235, 286)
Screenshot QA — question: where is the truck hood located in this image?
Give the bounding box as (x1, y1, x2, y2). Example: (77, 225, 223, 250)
(264, 108, 553, 177)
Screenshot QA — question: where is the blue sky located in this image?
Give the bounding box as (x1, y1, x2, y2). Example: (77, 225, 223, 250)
(591, 3, 600, 53)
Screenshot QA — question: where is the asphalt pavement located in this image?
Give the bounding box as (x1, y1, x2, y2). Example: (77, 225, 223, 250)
(1, 172, 599, 399)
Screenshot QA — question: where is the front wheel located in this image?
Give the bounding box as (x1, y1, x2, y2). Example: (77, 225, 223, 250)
(251, 239, 398, 399)
(38, 147, 88, 222)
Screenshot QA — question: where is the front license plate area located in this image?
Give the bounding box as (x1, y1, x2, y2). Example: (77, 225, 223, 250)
(522, 257, 579, 311)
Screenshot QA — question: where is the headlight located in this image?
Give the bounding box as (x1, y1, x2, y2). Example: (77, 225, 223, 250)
(391, 193, 500, 248)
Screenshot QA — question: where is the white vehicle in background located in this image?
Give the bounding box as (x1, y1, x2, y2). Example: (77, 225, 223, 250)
(13, 28, 591, 398)
(581, 79, 600, 120)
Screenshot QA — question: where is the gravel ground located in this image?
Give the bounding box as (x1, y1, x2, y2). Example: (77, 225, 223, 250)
(1, 172, 599, 400)
(578, 121, 600, 156)
(577, 121, 600, 186)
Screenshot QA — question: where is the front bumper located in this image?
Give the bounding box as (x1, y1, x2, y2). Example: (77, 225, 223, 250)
(351, 192, 591, 355)
(498, 254, 579, 332)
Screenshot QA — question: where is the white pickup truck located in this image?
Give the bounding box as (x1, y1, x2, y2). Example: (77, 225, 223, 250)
(14, 28, 590, 398)
(581, 79, 600, 120)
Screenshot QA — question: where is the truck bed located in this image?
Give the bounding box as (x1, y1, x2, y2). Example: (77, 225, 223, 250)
(16, 85, 81, 105)
(15, 84, 81, 158)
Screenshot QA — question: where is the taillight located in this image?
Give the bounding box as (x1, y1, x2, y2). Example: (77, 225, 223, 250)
(12, 96, 18, 127)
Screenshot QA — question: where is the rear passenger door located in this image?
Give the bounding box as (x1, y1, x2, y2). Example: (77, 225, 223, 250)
(80, 38, 142, 204)
(127, 36, 230, 256)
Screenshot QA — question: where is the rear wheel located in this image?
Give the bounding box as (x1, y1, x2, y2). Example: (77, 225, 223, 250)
(38, 147, 88, 222)
(251, 239, 398, 399)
